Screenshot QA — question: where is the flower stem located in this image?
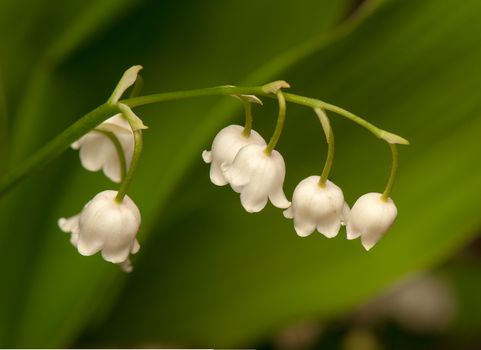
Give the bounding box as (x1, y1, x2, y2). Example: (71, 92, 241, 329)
(381, 143, 398, 201)
(265, 91, 286, 155)
(0, 103, 118, 197)
(94, 129, 127, 181)
(314, 108, 334, 187)
(0, 83, 409, 198)
(115, 105, 143, 202)
(241, 98, 253, 137)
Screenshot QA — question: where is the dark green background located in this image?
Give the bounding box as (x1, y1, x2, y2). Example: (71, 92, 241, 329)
(1, 0, 481, 348)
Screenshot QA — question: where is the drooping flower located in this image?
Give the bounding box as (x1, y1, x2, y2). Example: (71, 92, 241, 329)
(202, 124, 266, 186)
(71, 114, 134, 182)
(222, 144, 290, 213)
(283, 176, 349, 238)
(346, 192, 397, 250)
(71, 65, 146, 183)
(58, 190, 141, 270)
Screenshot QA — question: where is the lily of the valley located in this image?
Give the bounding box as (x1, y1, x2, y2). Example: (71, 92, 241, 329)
(72, 114, 134, 183)
(202, 125, 266, 186)
(222, 144, 290, 213)
(346, 192, 397, 250)
(283, 176, 349, 238)
(58, 190, 141, 270)
(71, 65, 146, 183)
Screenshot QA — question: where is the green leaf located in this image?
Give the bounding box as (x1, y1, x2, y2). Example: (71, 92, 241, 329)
(81, 0, 481, 347)
(1, 0, 352, 347)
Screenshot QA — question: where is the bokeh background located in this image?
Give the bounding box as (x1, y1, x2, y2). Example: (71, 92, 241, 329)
(1, 0, 481, 349)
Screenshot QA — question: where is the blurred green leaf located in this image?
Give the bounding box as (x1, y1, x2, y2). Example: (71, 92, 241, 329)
(0, 0, 352, 347)
(77, 0, 481, 347)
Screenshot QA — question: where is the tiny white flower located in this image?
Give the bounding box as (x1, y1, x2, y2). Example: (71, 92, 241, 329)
(222, 144, 290, 213)
(346, 192, 397, 251)
(58, 190, 141, 268)
(202, 124, 266, 186)
(72, 114, 134, 183)
(283, 176, 349, 238)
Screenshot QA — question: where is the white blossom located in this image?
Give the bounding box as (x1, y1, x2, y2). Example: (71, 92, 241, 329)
(71, 65, 146, 183)
(71, 114, 134, 183)
(222, 144, 290, 213)
(202, 125, 266, 186)
(58, 190, 141, 269)
(283, 176, 349, 238)
(346, 192, 397, 250)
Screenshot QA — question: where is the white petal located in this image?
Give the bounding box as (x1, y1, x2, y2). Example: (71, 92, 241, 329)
(77, 235, 104, 256)
(346, 222, 362, 240)
(222, 162, 249, 188)
(70, 232, 79, 247)
(293, 218, 316, 237)
(58, 215, 80, 234)
(341, 202, 350, 226)
(103, 155, 122, 183)
(78, 134, 112, 171)
(131, 239, 140, 254)
(317, 220, 341, 238)
(202, 150, 212, 163)
(283, 206, 294, 219)
(240, 184, 269, 213)
(269, 186, 291, 209)
(101, 242, 133, 264)
(209, 162, 228, 186)
(361, 233, 382, 251)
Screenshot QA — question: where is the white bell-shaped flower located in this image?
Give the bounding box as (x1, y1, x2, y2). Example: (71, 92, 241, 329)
(71, 65, 146, 183)
(346, 192, 397, 250)
(222, 144, 290, 213)
(71, 114, 134, 183)
(283, 176, 349, 238)
(202, 124, 266, 186)
(58, 190, 141, 267)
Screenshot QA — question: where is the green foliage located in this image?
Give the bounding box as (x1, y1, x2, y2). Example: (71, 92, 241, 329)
(1, 0, 481, 348)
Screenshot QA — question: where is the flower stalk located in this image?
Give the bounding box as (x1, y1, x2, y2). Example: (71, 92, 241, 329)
(382, 143, 398, 201)
(314, 108, 335, 187)
(0, 83, 408, 198)
(241, 98, 253, 137)
(115, 105, 144, 203)
(265, 90, 286, 155)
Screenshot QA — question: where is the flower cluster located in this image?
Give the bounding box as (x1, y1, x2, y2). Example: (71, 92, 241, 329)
(58, 66, 146, 272)
(203, 93, 400, 251)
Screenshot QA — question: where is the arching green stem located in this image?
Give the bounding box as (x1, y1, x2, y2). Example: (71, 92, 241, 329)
(0, 103, 118, 197)
(265, 91, 286, 155)
(94, 129, 127, 181)
(0, 83, 409, 198)
(381, 143, 398, 201)
(314, 108, 334, 187)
